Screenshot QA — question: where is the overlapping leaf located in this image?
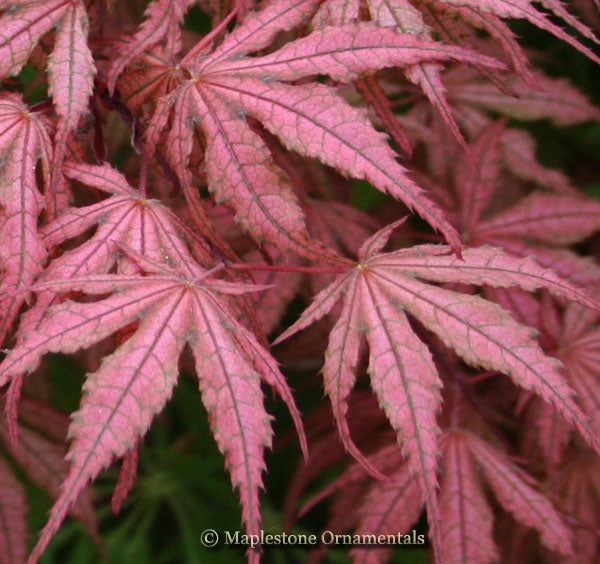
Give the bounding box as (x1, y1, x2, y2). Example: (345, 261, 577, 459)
(107, 0, 193, 93)
(397, 66, 600, 195)
(439, 429, 574, 562)
(275, 220, 600, 560)
(0, 0, 96, 183)
(0, 93, 51, 346)
(15, 160, 212, 362)
(145, 0, 514, 257)
(0, 256, 306, 563)
(314, 0, 468, 149)
(294, 404, 575, 563)
(440, 121, 600, 285)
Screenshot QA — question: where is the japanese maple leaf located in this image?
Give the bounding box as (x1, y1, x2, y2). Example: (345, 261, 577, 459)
(0, 93, 51, 346)
(313, 0, 470, 150)
(349, 432, 575, 564)
(438, 121, 600, 285)
(399, 66, 600, 195)
(0, 254, 306, 564)
(551, 451, 600, 564)
(144, 0, 509, 258)
(274, 220, 600, 561)
(402, 120, 600, 286)
(295, 407, 575, 564)
(11, 159, 210, 353)
(437, 429, 575, 563)
(0, 0, 96, 184)
(520, 297, 600, 466)
(314, 0, 600, 114)
(3, 160, 218, 442)
(107, 0, 193, 93)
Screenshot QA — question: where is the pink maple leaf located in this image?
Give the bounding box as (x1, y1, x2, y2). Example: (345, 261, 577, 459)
(0, 0, 96, 196)
(0, 93, 51, 346)
(0, 255, 306, 564)
(143, 0, 512, 257)
(275, 219, 600, 562)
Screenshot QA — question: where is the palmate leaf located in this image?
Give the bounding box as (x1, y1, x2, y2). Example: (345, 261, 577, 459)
(143, 0, 511, 257)
(523, 298, 600, 464)
(0, 93, 51, 346)
(436, 429, 575, 563)
(0, 256, 306, 564)
(9, 160, 213, 414)
(0, 1, 96, 183)
(107, 0, 193, 94)
(274, 221, 600, 561)
(298, 403, 576, 564)
(408, 119, 600, 286)
(442, 121, 600, 285)
(315, 0, 600, 102)
(313, 0, 469, 150)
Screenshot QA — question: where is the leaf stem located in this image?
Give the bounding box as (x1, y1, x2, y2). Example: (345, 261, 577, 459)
(139, 150, 149, 198)
(229, 263, 350, 274)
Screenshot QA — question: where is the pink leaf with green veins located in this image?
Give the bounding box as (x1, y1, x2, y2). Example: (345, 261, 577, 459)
(0, 457, 27, 564)
(0, 94, 50, 346)
(0, 264, 304, 563)
(438, 432, 498, 564)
